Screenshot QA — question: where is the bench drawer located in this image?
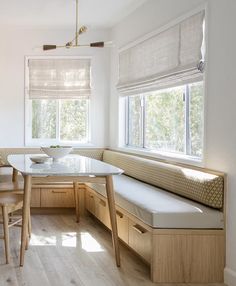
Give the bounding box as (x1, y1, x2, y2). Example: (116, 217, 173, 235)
(41, 188, 75, 208)
(116, 210, 129, 244)
(128, 220, 152, 263)
(97, 197, 111, 228)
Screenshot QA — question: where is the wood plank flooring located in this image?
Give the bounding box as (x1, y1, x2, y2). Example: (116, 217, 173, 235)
(0, 214, 226, 286)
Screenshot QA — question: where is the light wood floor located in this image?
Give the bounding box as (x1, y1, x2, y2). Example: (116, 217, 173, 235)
(0, 214, 226, 286)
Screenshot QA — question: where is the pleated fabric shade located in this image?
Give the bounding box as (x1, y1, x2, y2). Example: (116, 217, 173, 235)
(28, 58, 91, 99)
(117, 11, 205, 96)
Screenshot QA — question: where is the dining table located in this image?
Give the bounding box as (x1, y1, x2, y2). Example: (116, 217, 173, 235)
(7, 154, 123, 267)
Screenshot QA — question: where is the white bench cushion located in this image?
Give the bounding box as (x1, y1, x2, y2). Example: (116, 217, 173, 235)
(86, 175, 224, 229)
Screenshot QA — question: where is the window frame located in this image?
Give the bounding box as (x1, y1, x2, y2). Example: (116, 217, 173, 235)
(124, 81, 204, 160)
(117, 5, 207, 166)
(24, 55, 92, 147)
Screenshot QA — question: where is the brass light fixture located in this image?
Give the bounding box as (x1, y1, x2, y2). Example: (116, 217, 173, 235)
(43, 0, 111, 50)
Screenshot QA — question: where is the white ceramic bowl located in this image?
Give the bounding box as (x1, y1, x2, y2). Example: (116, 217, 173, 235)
(41, 146, 73, 161)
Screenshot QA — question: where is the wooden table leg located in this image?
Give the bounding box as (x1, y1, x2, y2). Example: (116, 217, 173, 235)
(74, 182, 80, 223)
(20, 175, 32, 266)
(105, 175, 120, 267)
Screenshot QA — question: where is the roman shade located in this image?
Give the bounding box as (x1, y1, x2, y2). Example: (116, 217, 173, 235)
(28, 58, 91, 99)
(117, 11, 205, 96)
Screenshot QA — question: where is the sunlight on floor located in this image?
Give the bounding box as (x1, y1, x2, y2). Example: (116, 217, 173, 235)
(28, 231, 104, 252)
(81, 232, 105, 252)
(61, 232, 77, 247)
(29, 232, 77, 247)
(30, 233, 57, 246)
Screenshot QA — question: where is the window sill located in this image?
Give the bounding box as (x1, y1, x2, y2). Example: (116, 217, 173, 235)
(115, 146, 203, 167)
(24, 142, 99, 148)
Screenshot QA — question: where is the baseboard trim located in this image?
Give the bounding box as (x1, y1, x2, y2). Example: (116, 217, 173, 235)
(31, 207, 75, 215)
(225, 267, 236, 286)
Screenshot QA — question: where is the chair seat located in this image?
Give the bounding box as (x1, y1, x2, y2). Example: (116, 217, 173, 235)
(0, 193, 23, 208)
(0, 181, 24, 192)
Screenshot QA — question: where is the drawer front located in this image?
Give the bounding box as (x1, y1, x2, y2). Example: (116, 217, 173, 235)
(31, 188, 41, 207)
(97, 197, 111, 228)
(41, 188, 75, 208)
(85, 189, 96, 215)
(129, 220, 151, 263)
(116, 210, 129, 244)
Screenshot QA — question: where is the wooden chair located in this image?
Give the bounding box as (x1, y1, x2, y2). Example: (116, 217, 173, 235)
(0, 165, 31, 263)
(0, 193, 24, 263)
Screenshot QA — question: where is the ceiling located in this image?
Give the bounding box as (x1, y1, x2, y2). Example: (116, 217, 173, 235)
(0, 0, 147, 29)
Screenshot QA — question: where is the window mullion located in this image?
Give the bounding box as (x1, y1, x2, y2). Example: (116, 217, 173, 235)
(142, 95, 146, 148)
(56, 100, 60, 142)
(125, 97, 130, 146)
(86, 99, 90, 143)
(185, 85, 191, 155)
(140, 95, 143, 148)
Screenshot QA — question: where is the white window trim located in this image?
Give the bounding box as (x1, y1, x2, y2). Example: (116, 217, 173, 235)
(24, 55, 93, 147)
(118, 4, 208, 167)
(123, 82, 204, 162)
(116, 146, 203, 167)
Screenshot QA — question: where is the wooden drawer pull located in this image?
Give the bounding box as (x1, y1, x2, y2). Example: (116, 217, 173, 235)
(132, 224, 146, 234)
(99, 199, 106, 207)
(89, 194, 94, 198)
(116, 210, 123, 218)
(52, 190, 67, 194)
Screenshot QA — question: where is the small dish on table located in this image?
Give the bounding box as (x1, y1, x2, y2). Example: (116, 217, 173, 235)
(30, 155, 51, 164)
(41, 146, 73, 161)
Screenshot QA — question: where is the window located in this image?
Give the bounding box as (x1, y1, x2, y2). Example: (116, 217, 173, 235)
(118, 11, 205, 160)
(31, 99, 89, 142)
(126, 81, 203, 158)
(26, 58, 91, 145)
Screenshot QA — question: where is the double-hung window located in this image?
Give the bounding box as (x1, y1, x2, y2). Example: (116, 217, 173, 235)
(25, 58, 91, 145)
(118, 11, 205, 160)
(126, 81, 203, 157)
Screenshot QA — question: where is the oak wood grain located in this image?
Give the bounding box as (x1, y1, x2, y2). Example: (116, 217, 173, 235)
(0, 214, 225, 286)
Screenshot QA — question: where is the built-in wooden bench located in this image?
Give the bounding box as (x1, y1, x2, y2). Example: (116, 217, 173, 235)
(83, 150, 226, 284)
(0, 148, 226, 284)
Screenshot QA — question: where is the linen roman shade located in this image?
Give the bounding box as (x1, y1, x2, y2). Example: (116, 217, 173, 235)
(28, 58, 91, 99)
(117, 11, 205, 96)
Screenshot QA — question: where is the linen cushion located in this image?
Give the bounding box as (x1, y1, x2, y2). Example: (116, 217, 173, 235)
(103, 150, 224, 209)
(86, 175, 224, 229)
(72, 148, 104, 161)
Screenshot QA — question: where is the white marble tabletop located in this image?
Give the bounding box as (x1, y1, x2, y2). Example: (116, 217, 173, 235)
(7, 154, 123, 176)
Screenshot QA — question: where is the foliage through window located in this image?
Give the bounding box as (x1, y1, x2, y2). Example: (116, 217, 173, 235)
(126, 82, 203, 158)
(31, 99, 89, 143)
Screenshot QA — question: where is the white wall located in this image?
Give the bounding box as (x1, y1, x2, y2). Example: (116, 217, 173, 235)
(110, 0, 236, 285)
(1, 2, 236, 284)
(0, 27, 110, 147)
